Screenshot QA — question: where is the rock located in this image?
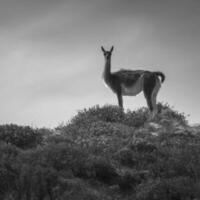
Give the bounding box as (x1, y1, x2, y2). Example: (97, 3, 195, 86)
(148, 122, 162, 130)
(150, 132, 159, 137)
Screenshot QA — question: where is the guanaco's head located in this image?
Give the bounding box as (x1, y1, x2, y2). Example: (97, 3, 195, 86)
(101, 46, 114, 60)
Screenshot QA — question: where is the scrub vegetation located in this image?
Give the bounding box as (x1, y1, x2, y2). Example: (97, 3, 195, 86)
(0, 103, 200, 200)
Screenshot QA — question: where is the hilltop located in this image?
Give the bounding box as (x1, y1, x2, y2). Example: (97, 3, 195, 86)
(0, 103, 200, 200)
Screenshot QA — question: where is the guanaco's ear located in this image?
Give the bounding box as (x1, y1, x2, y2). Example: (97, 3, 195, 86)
(101, 46, 105, 52)
(110, 46, 114, 52)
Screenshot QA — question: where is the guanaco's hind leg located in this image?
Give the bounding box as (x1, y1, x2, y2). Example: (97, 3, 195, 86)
(151, 78, 161, 117)
(143, 73, 158, 117)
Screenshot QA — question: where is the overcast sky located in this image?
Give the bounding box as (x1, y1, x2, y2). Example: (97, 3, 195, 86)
(0, 0, 199, 127)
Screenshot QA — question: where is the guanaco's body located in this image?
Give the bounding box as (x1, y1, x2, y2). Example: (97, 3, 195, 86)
(101, 46, 165, 116)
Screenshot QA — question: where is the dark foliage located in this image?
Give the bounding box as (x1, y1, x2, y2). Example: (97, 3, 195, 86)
(0, 124, 43, 149)
(1, 103, 200, 200)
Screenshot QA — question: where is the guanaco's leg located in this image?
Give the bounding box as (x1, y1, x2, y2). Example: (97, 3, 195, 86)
(143, 74, 156, 116)
(151, 78, 161, 117)
(117, 92, 123, 109)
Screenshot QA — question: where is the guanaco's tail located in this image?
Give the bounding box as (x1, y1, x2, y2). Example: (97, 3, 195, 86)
(154, 71, 165, 83)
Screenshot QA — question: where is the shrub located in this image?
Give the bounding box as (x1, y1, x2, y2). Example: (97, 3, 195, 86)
(56, 178, 108, 200)
(0, 143, 20, 199)
(118, 169, 143, 191)
(0, 124, 43, 149)
(91, 156, 119, 185)
(0, 103, 196, 200)
(136, 177, 198, 200)
(124, 107, 149, 127)
(156, 103, 188, 125)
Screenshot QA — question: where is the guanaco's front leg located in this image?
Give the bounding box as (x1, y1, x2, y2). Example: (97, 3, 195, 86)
(117, 92, 123, 109)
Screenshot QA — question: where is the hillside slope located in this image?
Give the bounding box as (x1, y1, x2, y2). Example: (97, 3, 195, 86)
(0, 103, 200, 200)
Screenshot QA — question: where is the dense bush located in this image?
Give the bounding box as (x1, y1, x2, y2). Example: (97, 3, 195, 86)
(60, 105, 150, 129)
(0, 124, 43, 149)
(0, 103, 199, 200)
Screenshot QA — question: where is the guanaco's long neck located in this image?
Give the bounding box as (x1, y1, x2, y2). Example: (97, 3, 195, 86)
(103, 58, 112, 83)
